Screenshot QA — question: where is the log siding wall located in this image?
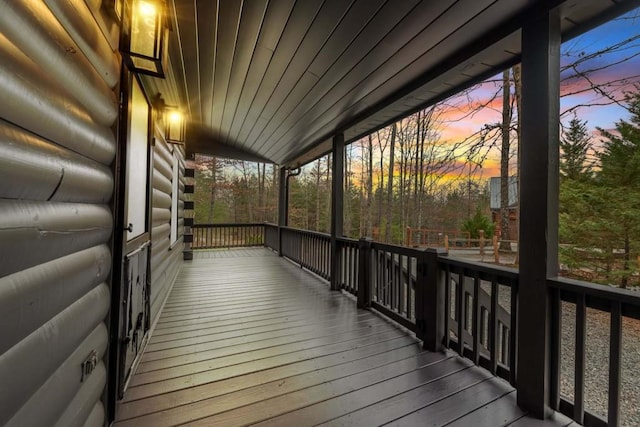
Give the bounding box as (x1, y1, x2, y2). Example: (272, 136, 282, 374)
(0, 1, 184, 425)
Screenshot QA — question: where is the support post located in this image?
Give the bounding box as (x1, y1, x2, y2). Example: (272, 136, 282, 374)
(278, 166, 287, 257)
(417, 248, 447, 351)
(516, 6, 561, 419)
(330, 133, 345, 290)
(357, 237, 373, 308)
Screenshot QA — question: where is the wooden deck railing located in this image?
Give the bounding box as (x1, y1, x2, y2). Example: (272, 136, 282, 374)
(337, 237, 360, 296)
(439, 257, 518, 384)
(367, 242, 420, 332)
(204, 222, 640, 426)
(279, 226, 332, 281)
(548, 277, 640, 426)
(264, 223, 279, 250)
(191, 223, 265, 249)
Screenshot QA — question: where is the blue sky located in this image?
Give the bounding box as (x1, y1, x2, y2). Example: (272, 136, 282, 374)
(559, 8, 640, 131)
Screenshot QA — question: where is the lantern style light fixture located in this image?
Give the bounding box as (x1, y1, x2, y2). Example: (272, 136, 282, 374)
(120, 0, 168, 78)
(104, 0, 124, 23)
(165, 107, 185, 144)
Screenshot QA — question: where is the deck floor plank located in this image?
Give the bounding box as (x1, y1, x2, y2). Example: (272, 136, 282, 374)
(445, 391, 525, 426)
(117, 336, 421, 422)
(115, 248, 575, 427)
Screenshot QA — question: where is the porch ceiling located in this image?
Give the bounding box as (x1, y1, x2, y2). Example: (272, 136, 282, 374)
(154, 0, 638, 167)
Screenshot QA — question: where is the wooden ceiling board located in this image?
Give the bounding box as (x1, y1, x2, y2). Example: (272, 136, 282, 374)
(336, 0, 620, 150)
(252, 0, 391, 154)
(261, 0, 436, 160)
(226, 0, 296, 146)
(161, 0, 639, 165)
(346, 38, 520, 139)
(215, 0, 268, 142)
(267, 0, 496, 162)
(289, 35, 521, 164)
(196, 0, 218, 125)
(244, 0, 357, 152)
(172, 0, 199, 118)
(279, 0, 536, 164)
(209, 0, 244, 138)
(344, 37, 521, 145)
(234, 0, 324, 146)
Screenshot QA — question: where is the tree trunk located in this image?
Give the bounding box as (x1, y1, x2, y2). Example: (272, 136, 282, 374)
(500, 69, 512, 252)
(377, 130, 387, 236)
(315, 159, 321, 230)
(413, 111, 422, 229)
(512, 64, 522, 264)
(207, 157, 217, 223)
(345, 144, 352, 236)
(367, 134, 373, 236)
(622, 232, 630, 288)
(385, 124, 397, 242)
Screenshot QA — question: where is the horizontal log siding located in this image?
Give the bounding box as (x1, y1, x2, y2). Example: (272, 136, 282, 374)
(149, 137, 184, 326)
(0, 2, 118, 426)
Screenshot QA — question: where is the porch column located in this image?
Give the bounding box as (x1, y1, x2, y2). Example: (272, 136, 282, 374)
(278, 166, 288, 256)
(517, 6, 561, 418)
(330, 133, 344, 291)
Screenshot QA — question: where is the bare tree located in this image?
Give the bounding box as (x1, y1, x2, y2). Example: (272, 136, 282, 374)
(500, 70, 512, 251)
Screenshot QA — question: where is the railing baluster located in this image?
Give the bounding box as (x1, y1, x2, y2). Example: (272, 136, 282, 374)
(608, 301, 622, 427)
(406, 256, 412, 319)
(396, 254, 401, 312)
(574, 293, 586, 423)
(381, 251, 386, 305)
(389, 251, 393, 308)
(392, 251, 397, 309)
(501, 324, 509, 364)
(509, 277, 518, 386)
(343, 245, 347, 290)
(489, 278, 498, 375)
(456, 271, 464, 355)
(349, 246, 353, 291)
(443, 264, 451, 348)
(375, 250, 381, 302)
(472, 271, 480, 365)
(385, 251, 390, 307)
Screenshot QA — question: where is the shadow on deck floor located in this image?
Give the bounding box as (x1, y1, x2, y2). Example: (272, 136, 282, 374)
(115, 248, 576, 427)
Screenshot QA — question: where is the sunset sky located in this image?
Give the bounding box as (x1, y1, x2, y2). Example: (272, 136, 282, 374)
(419, 7, 640, 182)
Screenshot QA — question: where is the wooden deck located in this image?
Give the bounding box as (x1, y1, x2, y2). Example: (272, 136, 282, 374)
(115, 248, 577, 427)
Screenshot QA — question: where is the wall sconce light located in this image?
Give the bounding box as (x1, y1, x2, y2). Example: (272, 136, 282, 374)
(165, 107, 185, 144)
(120, 0, 168, 78)
(104, 0, 124, 23)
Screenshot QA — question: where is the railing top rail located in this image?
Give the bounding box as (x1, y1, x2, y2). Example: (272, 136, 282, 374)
(336, 236, 359, 245)
(192, 223, 268, 228)
(280, 225, 331, 239)
(549, 277, 640, 317)
(371, 241, 424, 257)
(438, 255, 519, 282)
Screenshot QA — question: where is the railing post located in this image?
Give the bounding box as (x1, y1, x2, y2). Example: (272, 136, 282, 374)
(416, 248, 447, 351)
(278, 167, 287, 257)
(357, 237, 373, 309)
(330, 133, 344, 290)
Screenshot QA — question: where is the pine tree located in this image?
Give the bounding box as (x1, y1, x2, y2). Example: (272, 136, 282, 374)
(561, 88, 640, 287)
(595, 87, 640, 287)
(560, 117, 591, 180)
